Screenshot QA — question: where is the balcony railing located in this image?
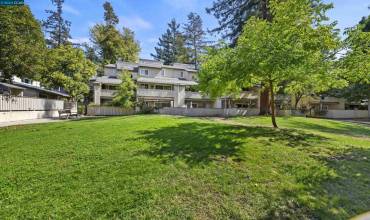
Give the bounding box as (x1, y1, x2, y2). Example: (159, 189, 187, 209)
(185, 91, 210, 99)
(137, 89, 175, 98)
(101, 89, 116, 97)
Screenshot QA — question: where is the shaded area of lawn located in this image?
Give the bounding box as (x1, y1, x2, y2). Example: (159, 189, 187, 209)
(232, 116, 370, 137)
(0, 115, 369, 219)
(135, 122, 326, 166)
(136, 118, 370, 219)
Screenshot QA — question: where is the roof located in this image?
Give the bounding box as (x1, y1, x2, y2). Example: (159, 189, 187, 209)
(13, 82, 70, 97)
(110, 59, 197, 72)
(137, 77, 198, 86)
(0, 82, 25, 90)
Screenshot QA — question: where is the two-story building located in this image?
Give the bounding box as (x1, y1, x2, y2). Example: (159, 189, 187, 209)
(91, 59, 260, 109)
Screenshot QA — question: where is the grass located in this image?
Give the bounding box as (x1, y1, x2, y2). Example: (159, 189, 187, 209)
(0, 115, 369, 219)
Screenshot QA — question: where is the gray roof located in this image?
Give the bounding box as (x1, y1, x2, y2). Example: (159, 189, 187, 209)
(13, 82, 70, 97)
(0, 82, 25, 90)
(110, 59, 197, 72)
(137, 77, 198, 86)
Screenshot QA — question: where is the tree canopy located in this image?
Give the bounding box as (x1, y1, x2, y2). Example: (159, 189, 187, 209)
(200, 0, 341, 128)
(113, 71, 136, 108)
(0, 5, 46, 82)
(42, 45, 97, 100)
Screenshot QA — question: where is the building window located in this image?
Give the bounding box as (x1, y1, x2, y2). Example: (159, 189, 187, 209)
(161, 70, 165, 76)
(22, 78, 32, 84)
(180, 72, 184, 78)
(140, 69, 149, 76)
(140, 84, 149, 89)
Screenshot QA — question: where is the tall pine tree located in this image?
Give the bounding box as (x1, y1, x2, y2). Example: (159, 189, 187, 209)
(42, 0, 71, 48)
(103, 1, 119, 26)
(152, 19, 188, 65)
(184, 12, 207, 69)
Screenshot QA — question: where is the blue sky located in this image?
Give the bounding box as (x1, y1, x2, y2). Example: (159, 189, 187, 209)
(26, 0, 369, 59)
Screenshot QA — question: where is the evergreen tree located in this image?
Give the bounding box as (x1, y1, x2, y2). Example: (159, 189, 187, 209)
(184, 12, 207, 69)
(42, 0, 71, 48)
(0, 5, 46, 82)
(90, 2, 140, 64)
(207, 0, 330, 45)
(113, 70, 136, 108)
(151, 19, 188, 65)
(206, 0, 271, 46)
(103, 1, 119, 26)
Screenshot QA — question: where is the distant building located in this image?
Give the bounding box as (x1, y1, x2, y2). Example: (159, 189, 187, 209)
(0, 76, 69, 99)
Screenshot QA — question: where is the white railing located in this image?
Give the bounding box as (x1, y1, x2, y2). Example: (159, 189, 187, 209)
(185, 92, 210, 99)
(0, 95, 64, 112)
(137, 89, 175, 98)
(101, 89, 117, 97)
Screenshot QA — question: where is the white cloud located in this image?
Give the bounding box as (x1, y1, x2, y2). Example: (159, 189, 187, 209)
(162, 0, 198, 10)
(70, 37, 90, 45)
(120, 16, 153, 32)
(64, 4, 80, 16)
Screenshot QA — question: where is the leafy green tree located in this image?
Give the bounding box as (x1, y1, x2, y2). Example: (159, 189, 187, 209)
(200, 0, 341, 128)
(113, 71, 136, 108)
(43, 45, 97, 100)
(152, 19, 189, 65)
(184, 12, 207, 69)
(207, 0, 332, 114)
(90, 2, 140, 65)
(42, 0, 71, 48)
(0, 5, 46, 82)
(338, 13, 370, 112)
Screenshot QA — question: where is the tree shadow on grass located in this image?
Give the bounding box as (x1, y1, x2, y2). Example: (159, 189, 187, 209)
(135, 121, 370, 218)
(134, 122, 327, 166)
(263, 147, 370, 219)
(282, 119, 370, 138)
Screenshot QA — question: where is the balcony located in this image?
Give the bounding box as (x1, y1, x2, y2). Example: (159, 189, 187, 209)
(137, 89, 175, 98)
(101, 89, 116, 97)
(185, 92, 211, 99)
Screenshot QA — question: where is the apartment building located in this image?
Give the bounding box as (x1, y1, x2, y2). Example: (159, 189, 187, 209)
(91, 59, 260, 109)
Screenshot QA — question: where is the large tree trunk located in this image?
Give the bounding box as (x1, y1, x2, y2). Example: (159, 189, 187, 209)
(259, 88, 270, 115)
(269, 81, 278, 128)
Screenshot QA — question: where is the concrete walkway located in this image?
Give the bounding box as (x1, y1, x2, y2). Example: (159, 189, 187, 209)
(0, 118, 66, 128)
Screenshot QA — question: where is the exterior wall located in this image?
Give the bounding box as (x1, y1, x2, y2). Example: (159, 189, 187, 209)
(94, 83, 101, 105)
(159, 107, 260, 117)
(173, 85, 186, 107)
(297, 96, 346, 110)
(104, 67, 118, 77)
(23, 88, 39, 97)
(0, 110, 60, 123)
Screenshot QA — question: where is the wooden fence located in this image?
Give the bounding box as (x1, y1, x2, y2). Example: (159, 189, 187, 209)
(0, 95, 64, 112)
(87, 106, 135, 116)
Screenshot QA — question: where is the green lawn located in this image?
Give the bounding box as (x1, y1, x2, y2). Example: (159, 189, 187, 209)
(0, 115, 369, 219)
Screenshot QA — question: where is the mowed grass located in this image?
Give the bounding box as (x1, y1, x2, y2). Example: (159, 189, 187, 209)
(0, 115, 369, 219)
